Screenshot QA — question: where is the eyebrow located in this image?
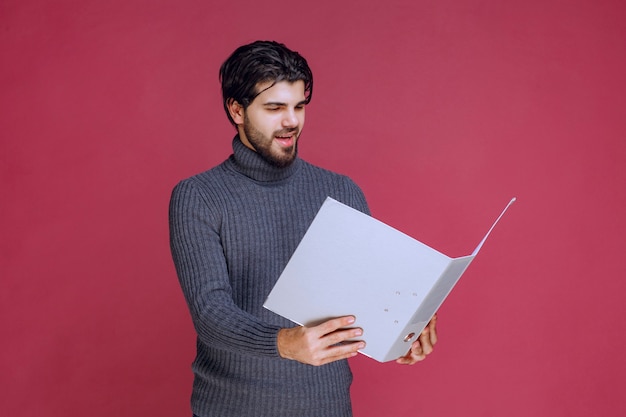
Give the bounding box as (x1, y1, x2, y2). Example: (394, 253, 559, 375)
(262, 100, 307, 107)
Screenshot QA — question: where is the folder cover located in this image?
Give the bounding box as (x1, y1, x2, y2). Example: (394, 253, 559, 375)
(264, 197, 515, 362)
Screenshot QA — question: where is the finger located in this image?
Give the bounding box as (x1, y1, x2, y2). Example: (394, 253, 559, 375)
(324, 340, 366, 363)
(395, 337, 428, 365)
(313, 315, 356, 336)
(414, 315, 438, 356)
(396, 356, 416, 365)
(322, 326, 363, 348)
(396, 348, 425, 365)
(429, 314, 438, 345)
(419, 328, 434, 355)
(411, 339, 424, 356)
(317, 349, 359, 366)
(306, 338, 365, 367)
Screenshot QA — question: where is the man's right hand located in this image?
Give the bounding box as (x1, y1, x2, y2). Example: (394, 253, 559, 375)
(277, 316, 365, 366)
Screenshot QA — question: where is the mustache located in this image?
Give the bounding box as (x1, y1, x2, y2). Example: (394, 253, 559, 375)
(274, 128, 299, 136)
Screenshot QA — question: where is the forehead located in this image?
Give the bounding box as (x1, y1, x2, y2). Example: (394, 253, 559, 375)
(253, 80, 305, 104)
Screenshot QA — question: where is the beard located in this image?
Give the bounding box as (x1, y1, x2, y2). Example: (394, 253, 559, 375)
(242, 115, 299, 168)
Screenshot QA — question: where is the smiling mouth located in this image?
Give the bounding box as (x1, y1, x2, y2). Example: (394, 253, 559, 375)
(275, 136, 294, 147)
(274, 130, 297, 147)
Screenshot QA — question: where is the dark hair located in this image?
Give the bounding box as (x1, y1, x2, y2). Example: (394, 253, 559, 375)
(219, 40, 314, 126)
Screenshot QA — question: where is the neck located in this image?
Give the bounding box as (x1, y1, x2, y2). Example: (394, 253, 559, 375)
(229, 135, 300, 183)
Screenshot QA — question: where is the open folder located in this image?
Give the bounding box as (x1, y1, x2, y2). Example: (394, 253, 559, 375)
(264, 197, 515, 362)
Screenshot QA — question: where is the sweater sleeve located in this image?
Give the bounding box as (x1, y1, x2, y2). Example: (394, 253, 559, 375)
(169, 179, 282, 357)
(348, 178, 370, 216)
(334, 174, 370, 216)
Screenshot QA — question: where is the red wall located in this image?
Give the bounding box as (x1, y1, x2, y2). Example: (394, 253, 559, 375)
(2, 1, 625, 416)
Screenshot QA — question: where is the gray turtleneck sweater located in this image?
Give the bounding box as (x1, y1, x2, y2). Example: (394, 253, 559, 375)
(169, 136, 369, 417)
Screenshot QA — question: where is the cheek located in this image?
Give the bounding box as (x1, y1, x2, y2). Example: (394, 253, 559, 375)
(248, 114, 274, 133)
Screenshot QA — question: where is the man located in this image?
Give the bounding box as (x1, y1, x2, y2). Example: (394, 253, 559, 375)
(169, 40, 437, 417)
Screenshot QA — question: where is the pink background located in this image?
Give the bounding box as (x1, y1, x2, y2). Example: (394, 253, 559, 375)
(2, 0, 625, 416)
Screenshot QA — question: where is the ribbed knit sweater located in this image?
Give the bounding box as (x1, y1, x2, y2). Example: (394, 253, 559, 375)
(169, 136, 370, 417)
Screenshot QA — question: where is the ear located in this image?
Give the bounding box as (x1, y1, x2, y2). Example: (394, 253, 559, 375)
(227, 99, 245, 125)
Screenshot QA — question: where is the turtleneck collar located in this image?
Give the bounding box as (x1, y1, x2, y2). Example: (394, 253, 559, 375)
(226, 135, 301, 183)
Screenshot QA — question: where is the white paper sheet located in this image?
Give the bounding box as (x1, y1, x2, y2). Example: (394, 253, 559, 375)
(264, 197, 515, 362)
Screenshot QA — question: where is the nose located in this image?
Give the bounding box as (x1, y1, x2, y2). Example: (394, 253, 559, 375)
(282, 109, 299, 128)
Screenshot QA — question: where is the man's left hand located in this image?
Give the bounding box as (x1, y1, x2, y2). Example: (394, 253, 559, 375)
(396, 314, 438, 365)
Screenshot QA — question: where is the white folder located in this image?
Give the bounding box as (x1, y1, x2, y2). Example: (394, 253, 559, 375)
(264, 197, 515, 362)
